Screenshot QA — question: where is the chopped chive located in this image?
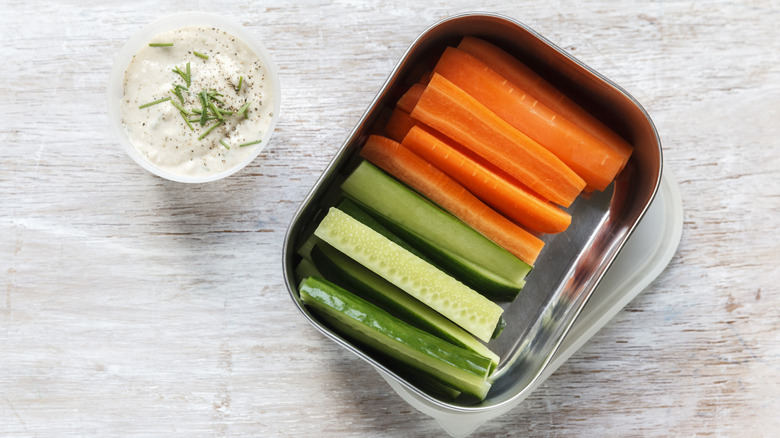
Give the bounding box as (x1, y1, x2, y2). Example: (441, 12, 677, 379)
(197, 120, 224, 140)
(149, 42, 173, 47)
(179, 112, 195, 131)
(138, 97, 171, 109)
(209, 101, 224, 120)
(169, 99, 184, 112)
(172, 63, 191, 88)
(238, 139, 262, 147)
(183, 117, 195, 131)
(172, 87, 185, 104)
(219, 139, 230, 150)
(168, 100, 194, 131)
(199, 91, 210, 125)
(237, 101, 251, 117)
(193, 51, 209, 60)
(237, 76, 243, 92)
(216, 108, 234, 116)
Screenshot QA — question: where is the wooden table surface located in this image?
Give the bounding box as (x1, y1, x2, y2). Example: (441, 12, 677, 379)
(2, 1, 779, 437)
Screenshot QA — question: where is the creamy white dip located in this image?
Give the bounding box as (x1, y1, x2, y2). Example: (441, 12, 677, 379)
(121, 26, 274, 177)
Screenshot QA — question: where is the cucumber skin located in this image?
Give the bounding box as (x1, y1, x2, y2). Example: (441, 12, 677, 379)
(310, 242, 500, 367)
(299, 276, 492, 399)
(341, 161, 531, 297)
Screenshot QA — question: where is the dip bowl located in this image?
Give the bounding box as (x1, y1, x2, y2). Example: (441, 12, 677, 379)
(107, 12, 281, 183)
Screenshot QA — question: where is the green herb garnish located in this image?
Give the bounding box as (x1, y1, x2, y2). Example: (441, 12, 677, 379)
(238, 139, 262, 147)
(172, 86, 185, 104)
(150, 57, 255, 144)
(193, 51, 209, 60)
(170, 99, 194, 131)
(237, 101, 251, 118)
(172, 62, 191, 88)
(197, 120, 224, 140)
(149, 43, 174, 47)
(198, 90, 210, 125)
(138, 97, 171, 109)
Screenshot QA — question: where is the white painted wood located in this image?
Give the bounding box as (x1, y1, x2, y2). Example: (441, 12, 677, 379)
(2, 1, 778, 436)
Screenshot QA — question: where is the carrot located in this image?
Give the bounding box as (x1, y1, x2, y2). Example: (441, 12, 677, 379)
(411, 73, 585, 207)
(419, 70, 433, 85)
(401, 125, 571, 234)
(433, 47, 624, 191)
(385, 108, 417, 143)
(457, 36, 633, 169)
(360, 135, 544, 264)
(396, 83, 426, 114)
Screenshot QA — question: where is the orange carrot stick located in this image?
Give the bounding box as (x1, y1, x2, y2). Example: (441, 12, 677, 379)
(418, 70, 433, 85)
(458, 36, 633, 169)
(433, 46, 624, 191)
(360, 135, 544, 265)
(396, 83, 426, 114)
(411, 73, 585, 207)
(385, 108, 418, 143)
(401, 125, 571, 234)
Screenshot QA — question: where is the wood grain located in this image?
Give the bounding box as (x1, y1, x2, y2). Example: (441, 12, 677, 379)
(2, 1, 779, 437)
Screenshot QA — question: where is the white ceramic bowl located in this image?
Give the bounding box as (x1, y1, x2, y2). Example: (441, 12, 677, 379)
(107, 12, 281, 183)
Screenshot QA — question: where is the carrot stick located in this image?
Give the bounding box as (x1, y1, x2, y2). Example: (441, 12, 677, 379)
(401, 125, 571, 234)
(360, 135, 544, 265)
(411, 73, 585, 207)
(433, 47, 624, 191)
(419, 70, 433, 85)
(458, 36, 633, 169)
(397, 83, 426, 114)
(385, 108, 418, 143)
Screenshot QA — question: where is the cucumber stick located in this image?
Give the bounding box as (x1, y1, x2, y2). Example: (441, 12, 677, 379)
(299, 276, 492, 399)
(310, 242, 500, 367)
(338, 197, 523, 301)
(314, 207, 503, 342)
(341, 162, 531, 290)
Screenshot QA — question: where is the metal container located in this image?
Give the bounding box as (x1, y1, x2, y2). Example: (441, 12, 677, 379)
(282, 11, 662, 417)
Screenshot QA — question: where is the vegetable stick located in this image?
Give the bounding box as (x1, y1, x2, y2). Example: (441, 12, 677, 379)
(384, 108, 417, 143)
(411, 73, 585, 207)
(433, 46, 624, 191)
(360, 135, 544, 265)
(397, 83, 426, 113)
(419, 70, 433, 85)
(402, 125, 571, 234)
(458, 36, 633, 169)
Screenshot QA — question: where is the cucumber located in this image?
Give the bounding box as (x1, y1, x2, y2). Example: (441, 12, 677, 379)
(294, 257, 322, 284)
(310, 242, 500, 367)
(336, 199, 508, 333)
(313, 207, 503, 342)
(339, 197, 523, 301)
(341, 161, 531, 298)
(336, 198, 433, 263)
(299, 276, 492, 399)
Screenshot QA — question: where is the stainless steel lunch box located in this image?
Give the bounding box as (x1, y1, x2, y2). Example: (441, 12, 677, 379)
(283, 10, 661, 418)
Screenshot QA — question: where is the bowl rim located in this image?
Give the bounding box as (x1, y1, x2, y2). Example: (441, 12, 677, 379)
(106, 11, 282, 183)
